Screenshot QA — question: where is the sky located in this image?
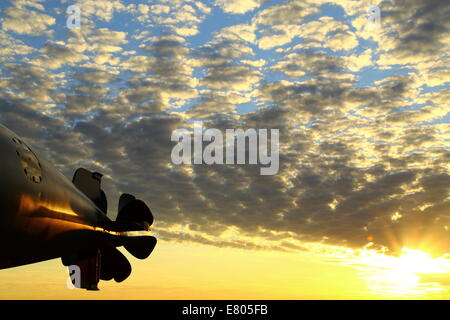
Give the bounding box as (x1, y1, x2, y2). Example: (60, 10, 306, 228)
(0, 0, 449, 299)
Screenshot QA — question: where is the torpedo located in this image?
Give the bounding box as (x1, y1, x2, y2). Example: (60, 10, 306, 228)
(0, 123, 157, 290)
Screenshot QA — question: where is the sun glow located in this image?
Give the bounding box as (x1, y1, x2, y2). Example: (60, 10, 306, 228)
(393, 249, 450, 274)
(355, 248, 450, 297)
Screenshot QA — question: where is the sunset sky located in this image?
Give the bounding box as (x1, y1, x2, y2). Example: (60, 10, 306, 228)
(0, 0, 449, 299)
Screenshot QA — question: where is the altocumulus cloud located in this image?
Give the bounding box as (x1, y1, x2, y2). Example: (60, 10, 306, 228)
(0, 0, 448, 255)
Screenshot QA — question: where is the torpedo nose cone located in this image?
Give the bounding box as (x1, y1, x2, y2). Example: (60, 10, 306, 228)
(0, 124, 42, 227)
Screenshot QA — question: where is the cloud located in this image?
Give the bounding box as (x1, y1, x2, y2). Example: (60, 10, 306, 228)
(0, 0, 448, 257)
(120, 35, 198, 111)
(75, 0, 125, 22)
(214, 24, 257, 43)
(31, 42, 88, 69)
(1, 4, 55, 36)
(215, 0, 264, 14)
(128, 0, 211, 38)
(0, 63, 61, 104)
(73, 69, 116, 84)
(201, 65, 261, 91)
(254, 0, 319, 26)
(0, 31, 35, 62)
(271, 50, 351, 78)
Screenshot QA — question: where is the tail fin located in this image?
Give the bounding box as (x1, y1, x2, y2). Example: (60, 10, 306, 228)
(73, 168, 107, 214)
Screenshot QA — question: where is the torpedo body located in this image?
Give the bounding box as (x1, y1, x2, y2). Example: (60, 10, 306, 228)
(0, 123, 156, 290)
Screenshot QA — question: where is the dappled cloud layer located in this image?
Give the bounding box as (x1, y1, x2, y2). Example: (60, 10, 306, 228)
(0, 0, 448, 256)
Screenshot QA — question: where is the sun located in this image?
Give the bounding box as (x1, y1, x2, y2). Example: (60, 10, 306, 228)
(393, 248, 449, 274)
(356, 248, 450, 296)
